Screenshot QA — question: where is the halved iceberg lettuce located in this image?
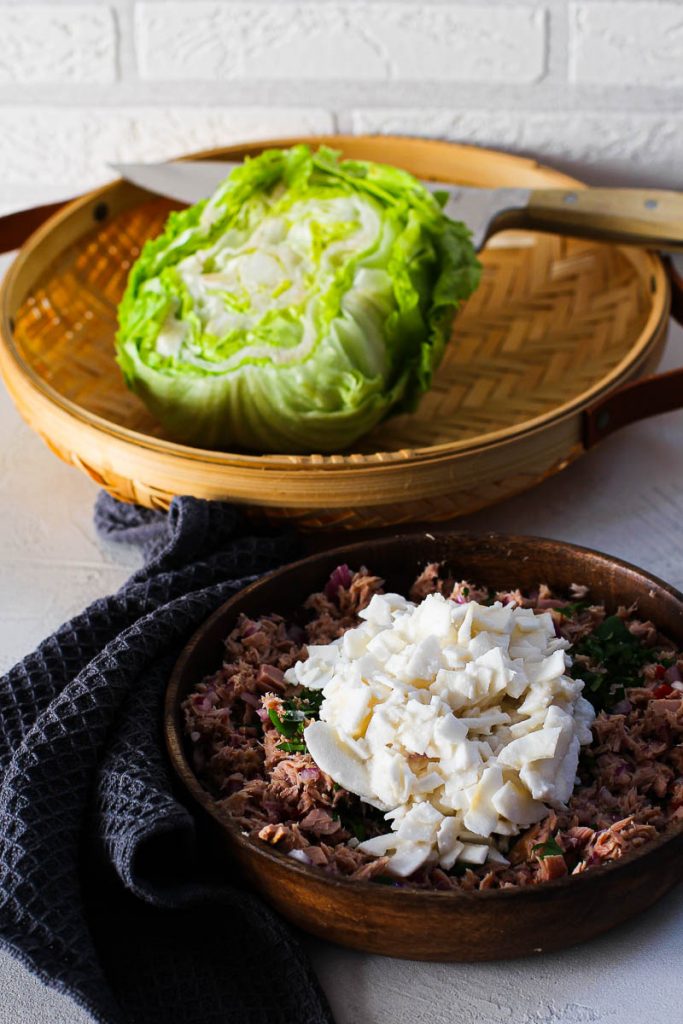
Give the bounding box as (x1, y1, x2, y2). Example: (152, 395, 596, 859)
(116, 145, 480, 453)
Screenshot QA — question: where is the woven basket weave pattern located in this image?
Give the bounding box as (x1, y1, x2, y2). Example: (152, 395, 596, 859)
(15, 204, 651, 454)
(0, 136, 668, 528)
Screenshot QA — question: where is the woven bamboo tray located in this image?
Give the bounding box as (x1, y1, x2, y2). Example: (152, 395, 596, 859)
(0, 135, 675, 529)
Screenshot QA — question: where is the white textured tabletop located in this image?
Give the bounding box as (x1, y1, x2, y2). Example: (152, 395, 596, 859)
(0, 248, 682, 1024)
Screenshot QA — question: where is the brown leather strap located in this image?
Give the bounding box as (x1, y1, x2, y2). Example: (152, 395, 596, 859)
(583, 366, 683, 447)
(584, 257, 683, 447)
(669, 254, 683, 327)
(0, 200, 69, 254)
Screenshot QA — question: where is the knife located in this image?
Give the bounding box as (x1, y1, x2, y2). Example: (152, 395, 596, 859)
(111, 160, 683, 252)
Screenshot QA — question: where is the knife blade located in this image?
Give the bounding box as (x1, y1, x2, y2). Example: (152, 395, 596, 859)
(109, 160, 529, 252)
(110, 161, 683, 252)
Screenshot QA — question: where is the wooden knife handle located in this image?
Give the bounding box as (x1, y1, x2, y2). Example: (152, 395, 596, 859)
(525, 188, 683, 251)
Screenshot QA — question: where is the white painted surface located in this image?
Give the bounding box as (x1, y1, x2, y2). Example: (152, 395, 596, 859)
(0, 242, 682, 1020)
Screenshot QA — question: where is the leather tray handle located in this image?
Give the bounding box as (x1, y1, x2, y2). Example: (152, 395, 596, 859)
(584, 257, 683, 447)
(0, 201, 70, 254)
(2, 198, 682, 453)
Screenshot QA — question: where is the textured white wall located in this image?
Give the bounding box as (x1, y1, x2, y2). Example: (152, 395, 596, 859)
(0, 0, 681, 213)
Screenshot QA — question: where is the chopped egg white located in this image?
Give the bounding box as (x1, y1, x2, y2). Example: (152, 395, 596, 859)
(288, 591, 595, 878)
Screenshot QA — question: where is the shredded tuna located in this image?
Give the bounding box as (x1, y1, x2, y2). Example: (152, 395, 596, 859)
(350, 856, 391, 882)
(258, 823, 288, 845)
(409, 563, 441, 602)
(257, 664, 286, 691)
(299, 808, 345, 838)
(184, 563, 683, 892)
(537, 854, 568, 881)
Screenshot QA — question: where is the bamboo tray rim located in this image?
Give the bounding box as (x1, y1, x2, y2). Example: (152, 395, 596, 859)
(165, 529, 683, 901)
(0, 135, 671, 472)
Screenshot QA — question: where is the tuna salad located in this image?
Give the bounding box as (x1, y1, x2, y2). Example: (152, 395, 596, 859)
(183, 564, 683, 891)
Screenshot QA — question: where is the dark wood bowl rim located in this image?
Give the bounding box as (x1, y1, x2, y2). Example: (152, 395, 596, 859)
(165, 530, 683, 903)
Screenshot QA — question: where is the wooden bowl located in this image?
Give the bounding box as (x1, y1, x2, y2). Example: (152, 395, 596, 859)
(0, 135, 673, 529)
(165, 532, 683, 961)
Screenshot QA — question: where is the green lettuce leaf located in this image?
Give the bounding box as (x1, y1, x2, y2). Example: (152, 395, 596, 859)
(116, 144, 480, 452)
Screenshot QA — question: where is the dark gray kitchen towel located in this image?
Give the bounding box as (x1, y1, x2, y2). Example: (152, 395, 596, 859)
(0, 494, 334, 1024)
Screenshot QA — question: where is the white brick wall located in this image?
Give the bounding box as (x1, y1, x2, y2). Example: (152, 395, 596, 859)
(0, 4, 116, 84)
(4, 107, 333, 185)
(0, 106, 333, 209)
(349, 108, 683, 187)
(569, 2, 683, 87)
(0, 0, 681, 212)
(136, 3, 547, 83)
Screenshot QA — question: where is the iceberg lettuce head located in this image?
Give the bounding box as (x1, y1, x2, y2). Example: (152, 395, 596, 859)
(116, 145, 480, 453)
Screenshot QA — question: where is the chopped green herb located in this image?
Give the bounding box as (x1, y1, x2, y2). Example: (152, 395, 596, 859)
(299, 688, 324, 713)
(558, 599, 590, 617)
(276, 740, 307, 753)
(595, 616, 633, 643)
(268, 708, 301, 739)
(337, 800, 387, 841)
(268, 687, 324, 756)
(570, 614, 651, 712)
(281, 709, 307, 723)
(462, 586, 470, 598)
(531, 835, 564, 859)
(339, 814, 367, 841)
